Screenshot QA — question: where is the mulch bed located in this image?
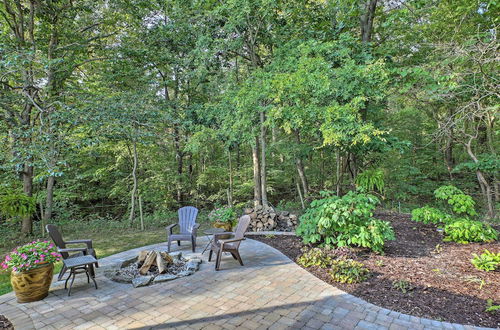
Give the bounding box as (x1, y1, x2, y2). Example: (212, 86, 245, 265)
(252, 212, 500, 328)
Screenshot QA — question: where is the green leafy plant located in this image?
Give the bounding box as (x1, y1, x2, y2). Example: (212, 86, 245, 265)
(392, 280, 413, 293)
(1, 241, 61, 273)
(444, 219, 498, 244)
(296, 191, 395, 253)
(434, 185, 476, 216)
(328, 259, 369, 284)
(296, 248, 333, 268)
(485, 299, 500, 313)
(471, 250, 500, 271)
(355, 168, 385, 194)
(464, 276, 486, 290)
(208, 206, 237, 224)
(0, 191, 36, 220)
(411, 206, 452, 225)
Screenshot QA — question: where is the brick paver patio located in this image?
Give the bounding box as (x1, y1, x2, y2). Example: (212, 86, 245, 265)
(0, 237, 493, 330)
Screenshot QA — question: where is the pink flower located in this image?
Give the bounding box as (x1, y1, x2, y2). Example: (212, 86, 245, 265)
(5, 255, 11, 261)
(13, 267, 17, 271)
(21, 254, 27, 260)
(34, 260, 39, 264)
(1, 263, 7, 269)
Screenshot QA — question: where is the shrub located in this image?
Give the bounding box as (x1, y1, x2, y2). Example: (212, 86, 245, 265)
(411, 206, 452, 225)
(208, 206, 236, 225)
(444, 219, 498, 244)
(355, 168, 385, 194)
(0, 190, 36, 220)
(296, 191, 394, 253)
(296, 248, 333, 268)
(328, 259, 369, 284)
(434, 185, 476, 216)
(471, 250, 500, 271)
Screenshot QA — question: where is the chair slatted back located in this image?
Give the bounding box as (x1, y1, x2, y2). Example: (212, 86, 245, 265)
(46, 224, 69, 259)
(178, 206, 199, 234)
(232, 215, 250, 248)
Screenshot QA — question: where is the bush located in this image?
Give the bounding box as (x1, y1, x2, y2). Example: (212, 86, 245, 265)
(208, 206, 237, 225)
(444, 219, 498, 244)
(296, 248, 333, 268)
(471, 250, 500, 271)
(434, 185, 476, 216)
(411, 206, 452, 225)
(0, 190, 36, 220)
(328, 259, 369, 283)
(296, 191, 394, 253)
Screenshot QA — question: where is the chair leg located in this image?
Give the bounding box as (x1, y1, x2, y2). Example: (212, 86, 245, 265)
(167, 236, 172, 253)
(215, 249, 223, 271)
(177, 240, 180, 246)
(88, 265, 98, 290)
(68, 271, 76, 296)
(230, 252, 238, 260)
(234, 250, 244, 266)
(208, 249, 213, 262)
(191, 236, 196, 253)
(58, 264, 67, 281)
(64, 269, 72, 289)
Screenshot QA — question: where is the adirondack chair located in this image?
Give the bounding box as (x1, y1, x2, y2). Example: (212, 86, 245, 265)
(167, 206, 200, 253)
(209, 215, 250, 271)
(46, 224, 98, 281)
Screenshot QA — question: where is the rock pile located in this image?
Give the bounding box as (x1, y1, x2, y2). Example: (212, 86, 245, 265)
(244, 205, 299, 232)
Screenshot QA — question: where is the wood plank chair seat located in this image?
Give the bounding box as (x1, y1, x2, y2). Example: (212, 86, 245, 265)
(209, 215, 250, 271)
(167, 206, 200, 253)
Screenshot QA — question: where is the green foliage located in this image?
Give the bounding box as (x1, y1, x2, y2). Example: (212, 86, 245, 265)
(296, 248, 333, 268)
(434, 186, 476, 216)
(328, 259, 369, 284)
(485, 299, 500, 313)
(471, 250, 500, 272)
(355, 168, 385, 194)
(411, 206, 452, 225)
(392, 280, 414, 294)
(0, 191, 36, 220)
(444, 219, 498, 244)
(296, 191, 395, 253)
(208, 206, 237, 224)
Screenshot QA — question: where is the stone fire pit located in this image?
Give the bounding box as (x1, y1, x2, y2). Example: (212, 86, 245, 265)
(104, 250, 201, 287)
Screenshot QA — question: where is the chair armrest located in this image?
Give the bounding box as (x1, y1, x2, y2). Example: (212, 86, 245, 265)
(192, 223, 200, 235)
(58, 247, 88, 253)
(166, 223, 178, 234)
(220, 237, 245, 244)
(65, 239, 93, 249)
(214, 232, 234, 240)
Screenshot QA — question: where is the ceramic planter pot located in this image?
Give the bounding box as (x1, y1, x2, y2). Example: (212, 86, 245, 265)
(11, 263, 54, 303)
(213, 221, 232, 232)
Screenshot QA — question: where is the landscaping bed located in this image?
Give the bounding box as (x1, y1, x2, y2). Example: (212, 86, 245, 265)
(252, 212, 500, 328)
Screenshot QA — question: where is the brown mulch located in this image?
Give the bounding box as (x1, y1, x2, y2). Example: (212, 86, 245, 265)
(0, 315, 14, 330)
(252, 212, 500, 328)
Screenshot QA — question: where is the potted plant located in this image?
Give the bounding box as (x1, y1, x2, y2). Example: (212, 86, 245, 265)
(208, 206, 237, 232)
(1, 240, 61, 303)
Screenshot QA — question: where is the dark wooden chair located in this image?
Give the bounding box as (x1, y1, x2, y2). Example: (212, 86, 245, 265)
(167, 206, 200, 253)
(209, 215, 250, 271)
(46, 224, 98, 281)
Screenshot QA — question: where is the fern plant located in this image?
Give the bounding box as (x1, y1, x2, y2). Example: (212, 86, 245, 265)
(355, 168, 385, 194)
(0, 190, 36, 221)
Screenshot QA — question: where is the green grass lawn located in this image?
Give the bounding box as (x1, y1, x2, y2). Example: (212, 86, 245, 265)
(0, 213, 213, 296)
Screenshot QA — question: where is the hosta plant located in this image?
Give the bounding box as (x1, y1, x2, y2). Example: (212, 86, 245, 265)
(208, 206, 236, 224)
(444, 219, 498, 244)
(411, 206, 452, 225)
(471, 250, 500, 271)
(328, 259, 370, 284)
(296, 248, 333, 268)
(1, 241, 62, 273)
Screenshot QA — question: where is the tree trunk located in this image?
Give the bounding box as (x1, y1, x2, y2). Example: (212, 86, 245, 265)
(173, 126, 183, 204)
(228, 149, 233, 207)
(44, 175, 55, 223)
(465, 139, 495, 218)
(252, 137, 262, 207)
(129, 141, 138, 224)
(21, 164, 34, 234)
(260, 112, 268, 207)
(294, 130, 309, 197)
(360, 0, 378, 43)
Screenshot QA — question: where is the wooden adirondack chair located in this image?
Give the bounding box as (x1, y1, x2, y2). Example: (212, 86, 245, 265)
(46, 224, 98, 281)
(167, 206, 200, 253)
(209, 215, 250, 271)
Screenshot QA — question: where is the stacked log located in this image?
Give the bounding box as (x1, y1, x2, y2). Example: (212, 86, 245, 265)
(243, 205, 298, 232)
